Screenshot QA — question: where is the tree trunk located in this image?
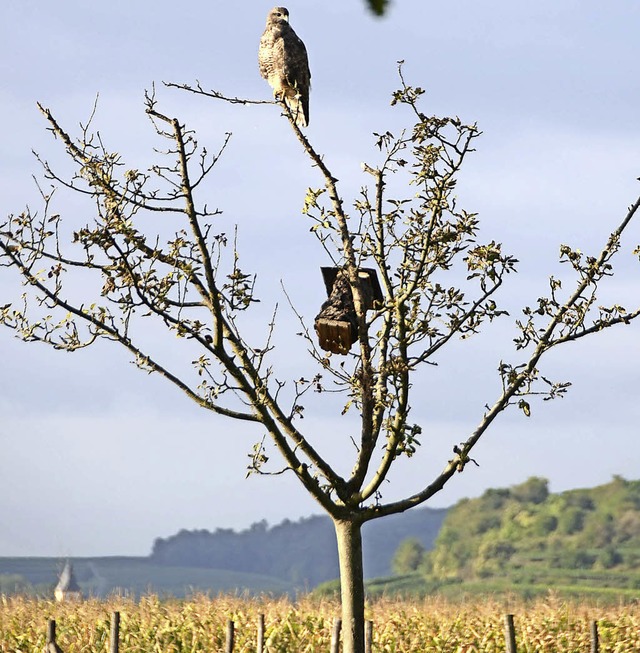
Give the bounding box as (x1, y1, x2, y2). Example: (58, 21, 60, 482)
(334, 517, 366, 653)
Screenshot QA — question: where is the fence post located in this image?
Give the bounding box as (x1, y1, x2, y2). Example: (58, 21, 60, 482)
(110, 611, 120, 653)
(330, 618, 342, 653)
(364, 620, 373, 653)
(225, 619, 235, 653)
(47, 619, 57, 645)
(257, 614, 265, 653)
(504, 614, 517, 653)
(590, 620, 599, 653)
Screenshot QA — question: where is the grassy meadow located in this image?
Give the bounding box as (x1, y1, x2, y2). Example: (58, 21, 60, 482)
(1, 593, 639, 652)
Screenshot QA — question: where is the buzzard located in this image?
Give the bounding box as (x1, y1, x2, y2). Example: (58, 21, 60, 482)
(258, 7, 311, 127)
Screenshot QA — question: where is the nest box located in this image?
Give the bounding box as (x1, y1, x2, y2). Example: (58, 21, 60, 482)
(314, 267, 383, 354)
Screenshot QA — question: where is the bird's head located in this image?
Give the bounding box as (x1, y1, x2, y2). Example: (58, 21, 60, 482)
(268, 6, 290, 25)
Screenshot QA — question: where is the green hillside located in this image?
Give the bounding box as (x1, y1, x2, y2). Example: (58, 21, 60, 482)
(366, 475, 640, 601)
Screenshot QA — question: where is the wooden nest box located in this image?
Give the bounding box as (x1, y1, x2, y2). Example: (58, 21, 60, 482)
(314, 267, 382, 355)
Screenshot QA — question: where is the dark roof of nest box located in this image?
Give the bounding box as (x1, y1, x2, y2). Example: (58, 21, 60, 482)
(320, 267, 383, 310)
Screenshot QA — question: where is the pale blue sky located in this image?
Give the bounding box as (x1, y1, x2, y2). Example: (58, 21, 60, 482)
(1, 1, 639, 556)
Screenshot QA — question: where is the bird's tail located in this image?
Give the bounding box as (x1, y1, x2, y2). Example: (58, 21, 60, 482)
(286, 94, 309, 128)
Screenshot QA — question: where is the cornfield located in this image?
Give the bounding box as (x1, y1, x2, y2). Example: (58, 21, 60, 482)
(1, 593, 639, 652)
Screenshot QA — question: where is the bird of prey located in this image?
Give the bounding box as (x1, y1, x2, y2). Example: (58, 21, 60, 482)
(258, 6, 311, 127)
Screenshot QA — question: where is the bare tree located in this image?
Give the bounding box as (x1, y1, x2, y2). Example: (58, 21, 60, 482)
(2, 66, 640, 653)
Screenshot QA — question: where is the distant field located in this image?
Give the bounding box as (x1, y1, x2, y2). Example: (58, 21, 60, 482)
(359, 568, 640, 603)
(0, 594, 638, 653)
(0, 557, 294, 598)
(364, 575, 640, 604)
(5, 555, 640, 604)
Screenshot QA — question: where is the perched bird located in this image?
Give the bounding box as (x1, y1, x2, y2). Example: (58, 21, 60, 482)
(258, 6, 311, 127)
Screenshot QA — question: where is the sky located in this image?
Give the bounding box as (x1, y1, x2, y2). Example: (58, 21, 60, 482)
(1, 0, 639, 557)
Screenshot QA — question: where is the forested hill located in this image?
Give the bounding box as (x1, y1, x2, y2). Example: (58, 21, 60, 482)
(423, 476, 640, 595)
(150, 508, 447, 587)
